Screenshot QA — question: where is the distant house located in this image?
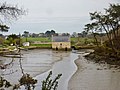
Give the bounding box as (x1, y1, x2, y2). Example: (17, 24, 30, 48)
(52, 35, 71, 50)
(38, 33, 45, 37)
(23, 42, 30, 46)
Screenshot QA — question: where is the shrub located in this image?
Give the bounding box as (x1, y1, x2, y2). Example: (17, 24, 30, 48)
(42, 71, 62, 90)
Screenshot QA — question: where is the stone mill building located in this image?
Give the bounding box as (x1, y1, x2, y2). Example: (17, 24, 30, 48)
(52, 35, 71, 50)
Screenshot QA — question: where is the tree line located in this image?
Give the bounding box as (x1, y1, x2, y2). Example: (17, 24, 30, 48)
(84, 4, 120, 52)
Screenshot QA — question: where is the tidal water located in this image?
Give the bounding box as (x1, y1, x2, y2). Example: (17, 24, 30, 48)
(0, 49, 78, 90)
(1, 49, 120, 90)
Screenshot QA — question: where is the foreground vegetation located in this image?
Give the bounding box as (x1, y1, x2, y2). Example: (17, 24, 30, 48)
(0, 70, 62, 90)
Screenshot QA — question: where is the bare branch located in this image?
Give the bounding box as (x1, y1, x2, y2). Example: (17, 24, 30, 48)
(0, 2, 26, 23)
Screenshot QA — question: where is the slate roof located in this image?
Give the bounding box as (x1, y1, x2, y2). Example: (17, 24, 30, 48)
(52, 36, 70, 42)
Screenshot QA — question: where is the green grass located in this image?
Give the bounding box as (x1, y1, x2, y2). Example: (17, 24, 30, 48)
(31, 44, 52, 47)
(0, 37, 95, 50)
(22, 37, 51, 42)
(22, 37, 93, 43)
(22, 44, 52, 49)
(71, 37, 79, 42)
(71, 37, 94, 46)
(22, 37, 95, 48)
(30, 44, 52, 49)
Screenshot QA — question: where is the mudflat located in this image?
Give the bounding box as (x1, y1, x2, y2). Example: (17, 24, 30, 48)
(68, 53, 120, 90)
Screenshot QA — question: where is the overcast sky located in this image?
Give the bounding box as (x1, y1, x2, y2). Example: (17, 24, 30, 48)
(1, 0, 120, 34)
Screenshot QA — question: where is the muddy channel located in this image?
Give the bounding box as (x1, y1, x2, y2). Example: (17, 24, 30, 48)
(0, 49, 120, 90)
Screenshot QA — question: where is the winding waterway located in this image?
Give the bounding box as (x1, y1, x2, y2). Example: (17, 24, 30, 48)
(0, 49, 78, 90)
(1, 49, 120, 90)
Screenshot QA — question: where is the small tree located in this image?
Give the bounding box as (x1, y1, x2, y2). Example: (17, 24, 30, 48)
(42, 71, 62, 90)
(6, 34, 20, 45)
(0, 37, 5, 45)
(19, 74, 37, 90)
(24, 31, 29, 42)
(84, 23, 100, 46)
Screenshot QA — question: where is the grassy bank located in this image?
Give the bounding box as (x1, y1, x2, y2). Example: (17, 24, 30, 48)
(22, 37, 51, 42)
(22, 37, 94, 44)
(23, 44, 52, 50)
(73, 45, 95, 50)
(0, 37, 95, 51)
(30, 44, 52, 48)
(22, 37, 95, 49)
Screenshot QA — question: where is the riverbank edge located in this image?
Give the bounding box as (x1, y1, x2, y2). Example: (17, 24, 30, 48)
(33, 50, 79, 90)
(0, 45, 96, 56)
(85, 51, 120, 67)
(68, 52, 89, 90)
